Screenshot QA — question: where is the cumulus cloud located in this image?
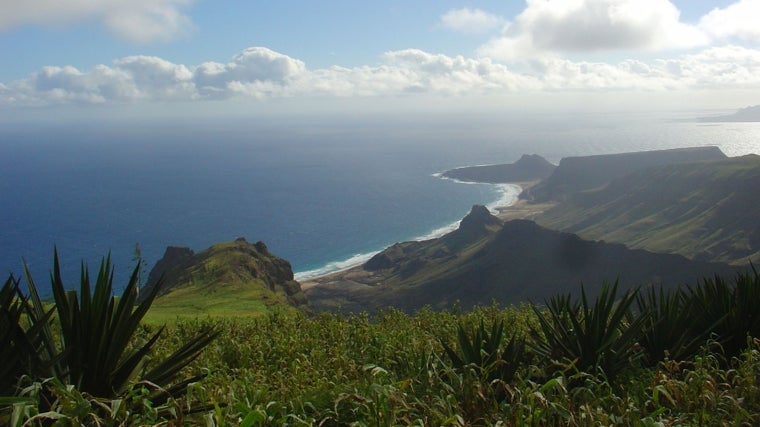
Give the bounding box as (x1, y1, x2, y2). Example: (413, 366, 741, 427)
(439, 8, 504, 34)
(0, 0, 193, 43)
(2, 44, 760, 107)
(194, 47, 307, 98)
(699, 0, 760, 42)
(479, 0, 708, 60)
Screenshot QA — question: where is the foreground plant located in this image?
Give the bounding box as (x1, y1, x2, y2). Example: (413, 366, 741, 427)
(636, 285, 709, 365)
(441, 319, 528, 386)
(0, 275, 58, 397)
(1, 250, 218, 424)
(687, 267, 760, 359)
(530, 282, 647, 382)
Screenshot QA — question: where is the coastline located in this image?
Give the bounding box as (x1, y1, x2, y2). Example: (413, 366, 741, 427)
(300, 180, 551, 289)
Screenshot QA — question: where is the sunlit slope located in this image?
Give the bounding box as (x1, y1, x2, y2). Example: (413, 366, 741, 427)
(525, 146, 726, 202)
(536, 154, 760, 264)
(142, 238, 307, 322)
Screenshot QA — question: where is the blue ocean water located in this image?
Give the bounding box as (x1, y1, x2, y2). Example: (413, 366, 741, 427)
(1, 112, 759, 296)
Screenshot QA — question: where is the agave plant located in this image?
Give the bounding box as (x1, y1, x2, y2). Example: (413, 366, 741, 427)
(530, 282, 647, 382)
(1, 275, 30, 396)
(21, 250, 218, 401)
(636, 285, 710, 365)
(441, 319, 528, 386)
(0, 274, 59, 397)
(686, 267, 760, 359)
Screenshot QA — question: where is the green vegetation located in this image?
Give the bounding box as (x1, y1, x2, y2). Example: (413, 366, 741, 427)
(1, 252, 218, 426)
(4, 253, 760, 425)
(529, 282, 646, 382)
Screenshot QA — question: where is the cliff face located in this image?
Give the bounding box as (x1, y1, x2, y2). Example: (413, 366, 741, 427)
(142, 237, 308, 312)
(526, 147, 726, 202)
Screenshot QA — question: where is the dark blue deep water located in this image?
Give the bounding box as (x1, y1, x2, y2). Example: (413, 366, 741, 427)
(2, 112, 758, 296)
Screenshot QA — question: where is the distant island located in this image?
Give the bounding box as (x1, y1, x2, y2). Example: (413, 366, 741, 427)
(698, 105, 760, 122)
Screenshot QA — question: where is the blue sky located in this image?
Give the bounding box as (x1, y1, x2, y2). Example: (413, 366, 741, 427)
(1, 0, 758, 115)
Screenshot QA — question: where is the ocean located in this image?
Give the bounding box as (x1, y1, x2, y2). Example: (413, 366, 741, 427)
(2, 111, 759, 296)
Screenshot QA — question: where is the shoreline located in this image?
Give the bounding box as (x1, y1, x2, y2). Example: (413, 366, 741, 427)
(299, 180, 551, 288)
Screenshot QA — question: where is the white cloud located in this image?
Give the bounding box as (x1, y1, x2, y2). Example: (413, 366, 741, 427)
(382, 49, 541, 93)
(479, 0, 708, 61)
(114, 56, 195, 99)
(440, 8, 504, 34)
(699, 0, 760, 42)
(1, 45, 760, 107)
(193, 47, 307, 98)
(0, 0, 193, 43)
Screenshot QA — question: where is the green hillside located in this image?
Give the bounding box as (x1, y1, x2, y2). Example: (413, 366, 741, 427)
(143, 238, 308, 322)
(536, 154, 760, 265)
(525, 146, 725, 202)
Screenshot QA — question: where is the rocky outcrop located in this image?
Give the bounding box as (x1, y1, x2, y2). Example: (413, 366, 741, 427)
(142, 237, 308, 309)
(441, 205, 502, 250)
(142, 246, 194, 297)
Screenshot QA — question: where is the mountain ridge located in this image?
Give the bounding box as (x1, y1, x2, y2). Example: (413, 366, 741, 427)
(304, 206, 738, 313)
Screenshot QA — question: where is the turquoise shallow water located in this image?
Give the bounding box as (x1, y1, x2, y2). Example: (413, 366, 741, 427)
(1, 112, 758, 296)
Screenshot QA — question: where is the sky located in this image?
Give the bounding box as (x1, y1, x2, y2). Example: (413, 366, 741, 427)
(1, 0, 759, 117)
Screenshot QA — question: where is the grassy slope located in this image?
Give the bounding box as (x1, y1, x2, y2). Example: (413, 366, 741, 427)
(536, 155, 760, 265)
(144, 239, 303, 324)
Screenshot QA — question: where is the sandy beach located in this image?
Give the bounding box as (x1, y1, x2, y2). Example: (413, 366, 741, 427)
(300, 181, 554, 290)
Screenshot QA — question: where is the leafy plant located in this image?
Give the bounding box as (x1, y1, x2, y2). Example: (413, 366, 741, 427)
(441, 319, 527, 386)
(19, 250, 218, 408)
(687, 267, 760, 359)
(530, 281, 647, 381)
(0, 274, 58, 397)
(636, 285, 710, 365)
